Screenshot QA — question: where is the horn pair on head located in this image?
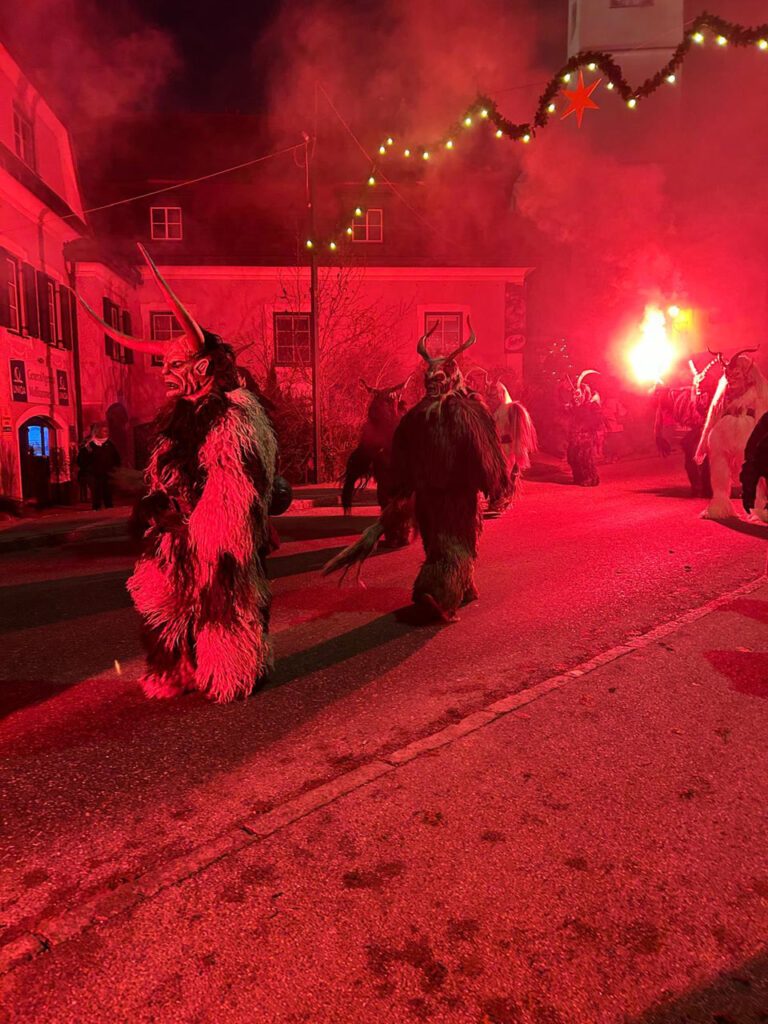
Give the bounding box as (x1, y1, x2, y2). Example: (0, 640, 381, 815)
(417, 317, 477, 364)
(727, 347, 758, 368)
(74, 243, 205, 358)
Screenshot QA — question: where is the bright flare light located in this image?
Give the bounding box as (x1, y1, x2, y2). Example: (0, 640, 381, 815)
(628, 306, 677, 384)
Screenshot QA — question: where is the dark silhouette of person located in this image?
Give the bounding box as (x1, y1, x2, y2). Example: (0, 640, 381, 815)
(79, 422, 120, 509)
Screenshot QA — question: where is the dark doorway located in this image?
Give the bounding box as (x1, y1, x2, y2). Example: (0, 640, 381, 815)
(19, 417, 55, 505)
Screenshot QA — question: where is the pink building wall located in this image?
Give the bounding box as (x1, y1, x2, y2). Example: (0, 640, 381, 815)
(136, 264, 531, 389)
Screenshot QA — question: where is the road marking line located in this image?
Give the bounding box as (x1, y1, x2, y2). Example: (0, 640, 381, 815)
(0, 573, 764, 977)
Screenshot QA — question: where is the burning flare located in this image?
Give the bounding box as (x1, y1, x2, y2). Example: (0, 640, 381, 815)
(628, 306, 677, 385)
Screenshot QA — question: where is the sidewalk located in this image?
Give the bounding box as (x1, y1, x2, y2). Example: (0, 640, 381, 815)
(2, 578, 766, 1022)
(0, 484, 374, 554)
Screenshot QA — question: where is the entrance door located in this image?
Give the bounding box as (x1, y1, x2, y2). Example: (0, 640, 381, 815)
(19, 417, 55, 505)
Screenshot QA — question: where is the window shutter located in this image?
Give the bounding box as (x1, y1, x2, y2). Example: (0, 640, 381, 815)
(121, 310, 134, 364)
(60, 286, 73, 349)
(21, 263, 39, 337)
(37, 270, 52, 343)
(68, 290, 79, 349)
(102, 297, 114, 358)
(0, 248, 11, 328)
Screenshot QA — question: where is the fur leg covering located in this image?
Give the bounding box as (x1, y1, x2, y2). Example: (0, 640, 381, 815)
(412, 488, 479, 620)
(381, 496, 415, 547)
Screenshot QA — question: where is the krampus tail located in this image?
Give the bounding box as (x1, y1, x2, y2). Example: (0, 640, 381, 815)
(341, 445, 373, 514)
(322, 519, 385, 578)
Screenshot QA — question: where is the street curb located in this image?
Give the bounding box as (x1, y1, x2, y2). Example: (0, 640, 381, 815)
(0, 573, 765, 976)
(0, 502, 325, 554)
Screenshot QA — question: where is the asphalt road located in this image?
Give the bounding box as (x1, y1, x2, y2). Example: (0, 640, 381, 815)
(0, 455, 766, 1021)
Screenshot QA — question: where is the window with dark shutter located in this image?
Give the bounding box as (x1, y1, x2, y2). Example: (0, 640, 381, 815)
(60, 286, 74, 349)
(121, 310, 134, 364)
(102, 296, 114, 358)
(21, 264, 39, 338)
(0, 248, 13, 329)
(37, 271, 52, 343)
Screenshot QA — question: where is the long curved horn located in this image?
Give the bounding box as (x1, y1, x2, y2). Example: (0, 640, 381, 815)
(417, 322, 440, 364)
(727, 347, 759, 367)
(707, 346, 726, 366)
(381, 374, 411, 394)
(445, 316, 476, 363)
(576, 369, 599, 390)
(359, 378, 375, 393)
(138, 243, 205, 354)
(74, 292, 165, 355)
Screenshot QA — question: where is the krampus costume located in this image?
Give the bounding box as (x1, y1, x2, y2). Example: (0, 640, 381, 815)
(324, 321, 509, 622)
(653, 358, 717, 498)
(741, 411, 768, 519)
(77, 245, 277, 701)
(565, 370, 602, 487)
(341, 377, 413, 547)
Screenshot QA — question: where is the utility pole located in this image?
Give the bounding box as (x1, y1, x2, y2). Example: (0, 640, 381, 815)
(302, 131, 322, 484)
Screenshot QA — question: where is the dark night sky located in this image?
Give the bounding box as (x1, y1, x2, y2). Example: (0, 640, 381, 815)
(129, 0, 283, 111)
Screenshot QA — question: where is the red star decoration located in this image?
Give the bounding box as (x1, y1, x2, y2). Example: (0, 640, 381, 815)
(560, 71, 601, 128)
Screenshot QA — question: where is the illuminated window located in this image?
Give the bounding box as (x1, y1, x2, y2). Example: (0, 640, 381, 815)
(5, 255, 22, 332)
(274, 312, 311, 366)
(352, 209, 383, 243)
(150, 311, 181, 366)
(13, 106, 36, 170)
(150, 206, 183, 241)
(424, 312, 463, 355)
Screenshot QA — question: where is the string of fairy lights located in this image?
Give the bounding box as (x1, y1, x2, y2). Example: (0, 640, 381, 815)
(305, 11, 768, 253)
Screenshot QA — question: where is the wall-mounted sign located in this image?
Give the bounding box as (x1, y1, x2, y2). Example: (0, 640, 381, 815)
(10, 360, 28, 403)
(9, 359, 54, 403)
(56, 370, 69, 406)
(1, 407, 11, 434)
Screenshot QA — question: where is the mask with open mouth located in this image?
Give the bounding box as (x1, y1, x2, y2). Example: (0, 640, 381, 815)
(75, 243, 217, 401)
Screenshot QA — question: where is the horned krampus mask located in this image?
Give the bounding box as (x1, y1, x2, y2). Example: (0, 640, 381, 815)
(567, 369, 599, 407)
(709, 347, 760, 399)
(417, 318, 476, 398)
(76, 244, 237, 399)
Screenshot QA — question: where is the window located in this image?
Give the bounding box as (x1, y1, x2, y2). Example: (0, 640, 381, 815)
(424, 312, 463, 355)
(5, 255, 21, 332)
(352, 208, 383, 243)
(274, 312, 311, 366)
(13, 106, 36, 170)
(149, 311, 181, 366)
(102, 298, 133, 364)
(44, 280, 58, 344)
(150, 207, 183, 241)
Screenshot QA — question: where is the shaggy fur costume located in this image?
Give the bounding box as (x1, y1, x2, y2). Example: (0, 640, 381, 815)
(654, 385, 713, 497)
(741, 412, 768, 516)
(566, 401, 603, 487)
(128, 386, 277, 702)
(388, 391, 509, 619)
(342, 390, 413, 546)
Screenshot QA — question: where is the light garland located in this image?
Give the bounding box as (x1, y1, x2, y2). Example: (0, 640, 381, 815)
(304, 11, 768, 252)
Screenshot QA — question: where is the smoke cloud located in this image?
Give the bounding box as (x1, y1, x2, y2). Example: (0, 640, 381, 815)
(0, 0, 180, 138)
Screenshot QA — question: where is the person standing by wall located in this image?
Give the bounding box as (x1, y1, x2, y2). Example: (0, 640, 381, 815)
(79, 422, 120, 509)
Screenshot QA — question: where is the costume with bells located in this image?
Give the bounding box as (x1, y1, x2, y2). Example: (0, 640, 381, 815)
(77, 245, 277, 701)
(341, 376, 413, 547)
(324, 320, 509, 622)
(565, 370, 602, 487)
